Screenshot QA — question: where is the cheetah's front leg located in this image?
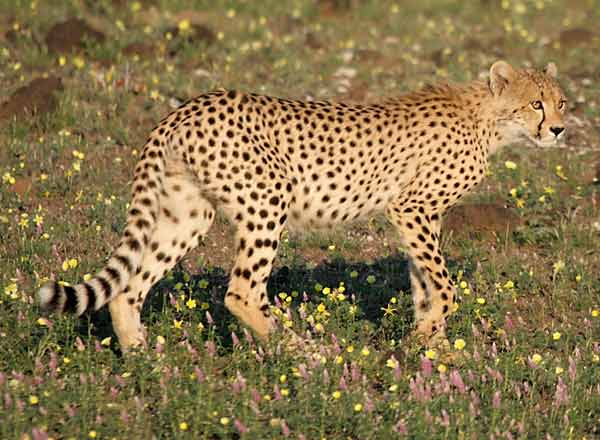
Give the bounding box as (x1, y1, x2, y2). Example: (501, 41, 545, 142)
(386, 204, 455, 344)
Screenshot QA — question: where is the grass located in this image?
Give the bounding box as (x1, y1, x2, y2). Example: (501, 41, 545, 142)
(1, 0, 599, 438)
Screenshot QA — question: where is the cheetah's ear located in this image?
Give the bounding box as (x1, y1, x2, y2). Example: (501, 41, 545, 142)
(489, 60, 515, 97)
(544, 62, 558, 78)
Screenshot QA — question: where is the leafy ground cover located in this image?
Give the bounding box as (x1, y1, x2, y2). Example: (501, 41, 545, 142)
(0, 0, 599, 438)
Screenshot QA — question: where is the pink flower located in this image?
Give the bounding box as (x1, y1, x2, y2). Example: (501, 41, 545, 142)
(205, 340, 216, 357)
(192, 366, 204, 383)
(440, 409, 450, 427)
(31, 428, 48, 440)
(231, 331, 240, 347)
(281, 419, 291, 437)
(492, 390, 501, 409)
(234, 419, 248, 434)
(251, 387, 261, 404)
(298, 363, 309, 381)
(420, 355, 432, 378)
(553, 377, 569, 407)
(339, 376, 347, 391)
(394, 419, 408, 435)
(449, 370, 466, 394)
(243, 328, 254, 345)
(568, 357, 577, 382)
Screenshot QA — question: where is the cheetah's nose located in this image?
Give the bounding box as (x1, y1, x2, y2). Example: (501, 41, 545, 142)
(550, 126, 565, 137)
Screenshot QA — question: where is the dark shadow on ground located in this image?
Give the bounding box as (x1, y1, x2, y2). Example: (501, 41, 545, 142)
(80, 252, 467, 355)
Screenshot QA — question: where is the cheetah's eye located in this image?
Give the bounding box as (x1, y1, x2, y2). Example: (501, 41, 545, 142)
(531, 100, 543, 110)
(557, 99, 567, 110)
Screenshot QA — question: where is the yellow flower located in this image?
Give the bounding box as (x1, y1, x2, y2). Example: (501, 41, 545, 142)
(29, 395, 39, 405)
(425, 349, 437, 360)
(101, 336, 112, 346)
(279, 374, 287, 383)
(552, 331, 561, 341)
(280, 388, 289, 397)
(453, 338, 466, 350)
(332, 390, 341, 399)
(63, 356, 71, 364)
(346, 345, 354, 353)
(37, 317, 50, 326)
(335, 355, 343, 365)
(178, 19, 191, 32)
(353, 403, 363, 412)
(179, 422, 188, 431)
(388, 384, 398, 392)
(476, 297, 486, 305)
(156, 335, 166, 345)
(173, 320, 183, 329)
(553, 260, 565, 274)
(130, 1, 141, 12)
(220, 417, 230, 426)
(317, 303, 326, 313)
(361, 347, 370, 357)
(438, 364, 447, 373)
(322, 287, 331, 295)
(503, 280, 514, 289)
(381, 304, 397, 316)
(58, 56, 66, 66)
(88, 431, 97, 438)
(386, 358, 399, 369)
(591, 309, 599, 318)
(186, 298, 197, 309)
(531, 353, 542, 365)
(4, 283, 17, 296)
(73, 56, 85, 69)
(509, 188, 518, 197)
(62, 258, 78, 271)
(504, 160, 517, 170)
(555, 366, 564, 375)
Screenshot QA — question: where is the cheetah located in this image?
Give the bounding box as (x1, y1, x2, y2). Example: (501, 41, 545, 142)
(38, 61, 567, 351)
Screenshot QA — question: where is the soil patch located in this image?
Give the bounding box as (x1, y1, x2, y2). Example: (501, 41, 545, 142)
(0, 76, 63, 122)
(443, 203, 522, 237)
(45, 18, 105, 53)
(122, 42, 155, 58)
(559, 28, 596, 48)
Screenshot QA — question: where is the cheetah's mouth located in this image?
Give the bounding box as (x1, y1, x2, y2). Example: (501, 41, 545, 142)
(525, 134, 564, 149)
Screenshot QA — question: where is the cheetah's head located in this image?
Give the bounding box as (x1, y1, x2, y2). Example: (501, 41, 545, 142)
(489, 60, 567, 148)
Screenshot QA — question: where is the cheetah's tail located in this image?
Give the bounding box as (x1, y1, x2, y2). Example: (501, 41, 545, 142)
(37, 136, 166, 316)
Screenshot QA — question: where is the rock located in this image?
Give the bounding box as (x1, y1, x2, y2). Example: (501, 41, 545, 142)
(444, 203, 522, 237)
(45, 18, 105, 53)
(0, 76, 63, 122)
(559, 28, 596, 48)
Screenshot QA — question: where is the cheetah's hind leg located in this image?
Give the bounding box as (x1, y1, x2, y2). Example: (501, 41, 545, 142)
(109, 166, 215, 351)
